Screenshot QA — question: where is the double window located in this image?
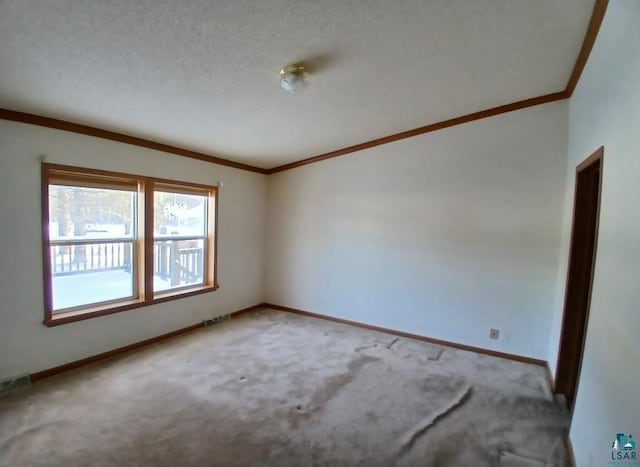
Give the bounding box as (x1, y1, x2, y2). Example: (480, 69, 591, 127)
(42, 164, 218, 326)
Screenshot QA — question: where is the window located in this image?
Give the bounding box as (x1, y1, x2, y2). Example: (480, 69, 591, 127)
(42, 164, 218, 326)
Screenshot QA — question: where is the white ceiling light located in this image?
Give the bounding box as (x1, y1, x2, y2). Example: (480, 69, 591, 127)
(279, 64, 307, 93)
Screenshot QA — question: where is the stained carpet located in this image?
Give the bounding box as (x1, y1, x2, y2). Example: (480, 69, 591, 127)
(0, 308, 569, 466)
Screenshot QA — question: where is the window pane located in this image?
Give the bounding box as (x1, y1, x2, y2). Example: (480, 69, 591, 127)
(50, 242, 135, 311)
(49, 185, 135, 240)
(154, 239, 205, 292)
(154, 191, 206, 237)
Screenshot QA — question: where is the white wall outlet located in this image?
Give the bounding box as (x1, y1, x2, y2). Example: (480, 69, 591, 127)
(489, 328, 500, 340)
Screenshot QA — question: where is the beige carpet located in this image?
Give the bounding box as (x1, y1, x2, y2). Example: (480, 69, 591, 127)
(0, 308, 569, 466)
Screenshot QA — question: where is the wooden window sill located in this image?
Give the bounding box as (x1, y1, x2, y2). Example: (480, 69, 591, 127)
(44, 285, 219, 327)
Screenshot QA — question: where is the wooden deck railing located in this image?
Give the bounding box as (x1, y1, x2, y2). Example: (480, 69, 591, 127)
(50, 240, 203, 286)
(50, 242, 132, 276)
(154, 240, 204, 286)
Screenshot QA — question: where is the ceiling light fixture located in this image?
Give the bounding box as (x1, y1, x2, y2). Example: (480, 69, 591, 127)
(279, 64, 307, 93)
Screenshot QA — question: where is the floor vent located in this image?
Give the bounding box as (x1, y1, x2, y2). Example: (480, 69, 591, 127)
(1, 374, 31, 393)
(203, 314, 230, 327)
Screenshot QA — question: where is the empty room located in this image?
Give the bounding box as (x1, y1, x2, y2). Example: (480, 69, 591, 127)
(0, 1, 638, 466)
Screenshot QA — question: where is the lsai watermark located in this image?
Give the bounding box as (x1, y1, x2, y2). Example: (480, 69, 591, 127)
(611, 433, 639, 465)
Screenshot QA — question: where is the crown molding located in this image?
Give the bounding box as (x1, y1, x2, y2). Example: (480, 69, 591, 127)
(266, 91, 569, 174)
(267, 0, 607, 174)
(0, 0, 607, 175)
(0, 109, 268, 174)
(267, 0, 609, 175)
(565, 0, 608, 97)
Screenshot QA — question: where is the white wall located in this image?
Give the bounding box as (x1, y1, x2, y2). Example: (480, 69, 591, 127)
(266, 101, 569, 360)
(547, 2, 640, 466)
(0, 121, 266, 380)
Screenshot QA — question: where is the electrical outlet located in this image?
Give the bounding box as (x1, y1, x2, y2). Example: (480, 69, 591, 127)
(489, 328, 500, 340)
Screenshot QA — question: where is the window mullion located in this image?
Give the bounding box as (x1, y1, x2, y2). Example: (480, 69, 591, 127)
(209, 188, 218, 288)
(42, 164, 54, 322)
(143, 180, 154, 302)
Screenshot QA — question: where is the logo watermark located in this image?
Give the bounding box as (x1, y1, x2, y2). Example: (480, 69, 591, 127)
(611, 433, 639, 465)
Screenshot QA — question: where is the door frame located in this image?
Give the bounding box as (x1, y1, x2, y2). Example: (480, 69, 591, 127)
(554, 146, 604, 411)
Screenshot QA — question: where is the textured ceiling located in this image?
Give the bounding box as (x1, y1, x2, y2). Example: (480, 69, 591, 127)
(0, 0, 595, 169)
